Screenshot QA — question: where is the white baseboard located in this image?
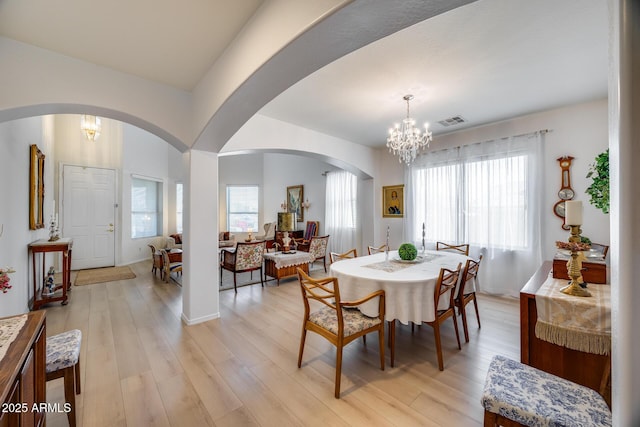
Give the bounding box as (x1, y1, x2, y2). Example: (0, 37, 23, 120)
(181, 311, 220, 325)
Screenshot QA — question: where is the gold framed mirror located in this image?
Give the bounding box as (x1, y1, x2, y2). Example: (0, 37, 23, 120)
(29, 144, 45, 230)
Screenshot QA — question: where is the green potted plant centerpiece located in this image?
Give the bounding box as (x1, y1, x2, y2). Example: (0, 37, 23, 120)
(398, 243, 418, 261)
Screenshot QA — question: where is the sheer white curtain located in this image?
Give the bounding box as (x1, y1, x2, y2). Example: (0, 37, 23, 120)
(325, 171, 357, 254)
(405, 132, 544, 296)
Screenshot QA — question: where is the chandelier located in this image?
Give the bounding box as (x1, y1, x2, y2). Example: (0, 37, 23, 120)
(386, 95, 432, 165)
(80, 115, 102, 141)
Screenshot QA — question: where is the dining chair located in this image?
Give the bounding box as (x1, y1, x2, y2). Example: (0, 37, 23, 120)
(590, 242, 609, 259)
(329, 248, 358, 263)
(148, 244, 163, 278)
(456, 255, 483, 342)
(161, 249, 182, 283)
(296, 268, 386, 398)
(46, 329, 82, 427)
(436, 241, 470, 256)
(294, 220, 320, 247)
(220, 240, 266, 293)
(299, 235, 330, 272)
(367, 244, 388, 255)
(425, 263, 463, 370)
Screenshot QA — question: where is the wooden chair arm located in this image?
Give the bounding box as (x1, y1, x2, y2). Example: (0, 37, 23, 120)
(341, 289, 385, 307)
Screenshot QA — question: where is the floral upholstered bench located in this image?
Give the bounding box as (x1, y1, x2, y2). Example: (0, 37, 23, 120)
(481, 355, 611, 427)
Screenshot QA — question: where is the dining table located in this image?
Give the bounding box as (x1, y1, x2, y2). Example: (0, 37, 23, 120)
(329, 249, 470, 325)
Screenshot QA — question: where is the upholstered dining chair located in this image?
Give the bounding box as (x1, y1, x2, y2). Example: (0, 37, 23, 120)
(367, 244, 388, 255)
(220, 240, 266, 293)
(456, 255, 483, 343)
(296, 268, 386, 398)
(436, 241, 470, 256)
(148, 244, 163, 278)
(300, 235, 330, 272)
(425, 263, 463, 370)
(161, 249, 182, 283)
(590, 242, 610, 259)
(330, 248, 358, 263)
(295, 220, 319, 245)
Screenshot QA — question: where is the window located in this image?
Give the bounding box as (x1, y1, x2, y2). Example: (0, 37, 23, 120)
(131, 177, 163, 238)
(176, 183, 183, 233)
(226, 185, 259, 232)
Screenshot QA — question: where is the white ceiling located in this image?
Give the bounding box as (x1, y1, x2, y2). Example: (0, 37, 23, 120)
(0, 0, 608, 148)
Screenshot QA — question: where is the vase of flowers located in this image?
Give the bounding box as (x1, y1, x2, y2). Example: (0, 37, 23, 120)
(0, 267, 15, 293)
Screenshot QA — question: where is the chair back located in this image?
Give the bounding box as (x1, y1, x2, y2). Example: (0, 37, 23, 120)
(330, 248, 357, 263)
(256, 222, 276, 240)
(436, 241, 470, 256)
(148, 244, 157, 257)
(590, 243, 609, 259)
(303, 221, 319, 241)
(308, 235, 329, 259)
(234, 241, 266, 270)
(459, 255, 483, 298)
(297, 268, 341, 314)
(368, 244, 387, 255)
(434, 263, 462, 313)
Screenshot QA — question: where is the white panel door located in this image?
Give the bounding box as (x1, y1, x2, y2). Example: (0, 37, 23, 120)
(63, 165, 116, 270)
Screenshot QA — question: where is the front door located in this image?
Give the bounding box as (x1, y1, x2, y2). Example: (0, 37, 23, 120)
(62, 165, 116, 270)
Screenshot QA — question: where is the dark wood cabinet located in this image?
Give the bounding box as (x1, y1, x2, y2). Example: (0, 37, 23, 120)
(521, 262, 610, 404)
(0, 311, 46, 427)
(28, 238, 73, 310)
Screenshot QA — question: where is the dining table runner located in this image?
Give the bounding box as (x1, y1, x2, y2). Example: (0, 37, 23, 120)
(362, 252, 445, 273)
(263, 251, 314, 269)
(0, 314, 28, 362)
(534, 275, 611, 355)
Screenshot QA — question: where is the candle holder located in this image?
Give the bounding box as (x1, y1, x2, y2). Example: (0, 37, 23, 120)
(556, 225, 591, 297)
(48, 215, 60, 242)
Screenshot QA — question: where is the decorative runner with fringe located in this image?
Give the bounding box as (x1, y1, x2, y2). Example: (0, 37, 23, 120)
(535, 275, 611, 355)
(74, 266, 136, 286)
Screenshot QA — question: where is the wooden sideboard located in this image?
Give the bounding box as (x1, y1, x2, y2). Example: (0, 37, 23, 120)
(520, 261, 610, 404)
(29, 238, 73, 310)
(0, 311, 46, 427)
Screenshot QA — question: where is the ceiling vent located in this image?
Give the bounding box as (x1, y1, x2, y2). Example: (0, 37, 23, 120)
(437, 115, 466, 127)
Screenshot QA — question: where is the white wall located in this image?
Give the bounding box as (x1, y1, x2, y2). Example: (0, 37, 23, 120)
(0, 116, 50, 317)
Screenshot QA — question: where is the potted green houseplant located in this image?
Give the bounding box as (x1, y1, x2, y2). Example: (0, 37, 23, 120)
(586, 149, 609, 214)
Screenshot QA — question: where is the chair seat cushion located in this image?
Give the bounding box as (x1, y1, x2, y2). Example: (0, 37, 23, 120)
(46, 329, 82, 373)
(482, 355, 611, 427)
(309, 306, 381, 337)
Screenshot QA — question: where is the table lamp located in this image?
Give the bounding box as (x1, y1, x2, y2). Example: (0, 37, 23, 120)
(277, 212, 297, 252)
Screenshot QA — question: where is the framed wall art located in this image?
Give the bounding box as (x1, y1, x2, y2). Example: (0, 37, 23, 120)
(287, 185, 304, 222)
(29, 144, 45, 229)
(382, 184, 403, 218)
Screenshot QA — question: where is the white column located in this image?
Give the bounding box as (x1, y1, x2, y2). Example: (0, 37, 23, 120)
(181, 149, 220, 324)
(610, 0, 640, 424)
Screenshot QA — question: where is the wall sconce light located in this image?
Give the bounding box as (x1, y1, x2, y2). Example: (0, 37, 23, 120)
(301, 199, 311, 210)
(280, 200, 288, 212)
(81, 115, 102, 141)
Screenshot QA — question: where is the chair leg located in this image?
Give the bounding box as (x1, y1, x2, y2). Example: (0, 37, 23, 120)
(362, 335, 366, 345)
(75, 357, 81, 394)
(335, 344, 343, 398)
(323, 257, 327, 273)
(378, 329, 385, 370)
(452, 311, 462, 350)
(260, 266, 264, 288)
(233, 272, 238, 293)
(298, 327, 307, 368)
(433, 323, 444, 371)
(460, 302, 470, 343)
(63, 366, 77, 427)
(472, 294, 482, 328)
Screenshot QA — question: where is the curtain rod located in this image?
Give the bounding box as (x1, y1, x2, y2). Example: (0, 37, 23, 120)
(467, 128, 551, 147)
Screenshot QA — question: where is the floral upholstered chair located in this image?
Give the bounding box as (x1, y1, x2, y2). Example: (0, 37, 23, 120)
(220, 240, 266, 293)
(296, 268, 386, 398)
(299, 235, 329, 272)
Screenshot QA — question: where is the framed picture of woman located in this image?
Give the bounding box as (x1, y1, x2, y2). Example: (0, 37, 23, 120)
(382, 185, 403, 218)
(287, 185, 304, 222)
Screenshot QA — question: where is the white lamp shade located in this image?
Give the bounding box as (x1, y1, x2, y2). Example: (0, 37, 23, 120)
(565, 200, 583, 225)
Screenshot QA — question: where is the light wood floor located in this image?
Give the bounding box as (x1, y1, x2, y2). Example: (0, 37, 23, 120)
(43, 261, 520, 427)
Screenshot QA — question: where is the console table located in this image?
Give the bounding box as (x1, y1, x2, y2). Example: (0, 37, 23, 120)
(28, 238, 73, 310)
(263, 251, 313, 285)
(0, 311, 46, 427)
(520, 261, 610, 405)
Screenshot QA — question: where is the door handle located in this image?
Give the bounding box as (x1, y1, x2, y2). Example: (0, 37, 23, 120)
(107, 223, 114, 232)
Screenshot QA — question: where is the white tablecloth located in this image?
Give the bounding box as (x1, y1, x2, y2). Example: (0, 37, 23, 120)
(329, 250, 469, 324)
(263, 251, 314, 269)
